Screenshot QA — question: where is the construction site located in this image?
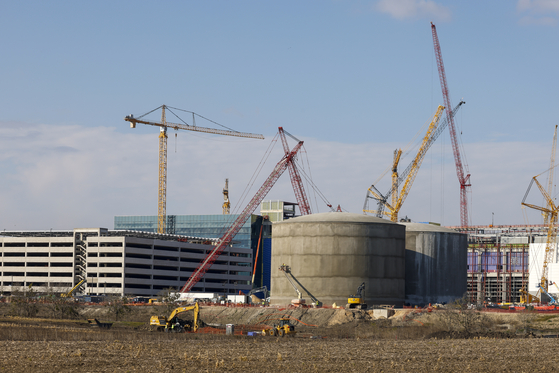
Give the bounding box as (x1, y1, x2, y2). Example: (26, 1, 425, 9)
(2, 21, 559, 373)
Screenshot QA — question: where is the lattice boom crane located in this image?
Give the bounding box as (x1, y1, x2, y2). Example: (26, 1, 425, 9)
(431, 22, 471, 227)
(179, 128, 305, 293)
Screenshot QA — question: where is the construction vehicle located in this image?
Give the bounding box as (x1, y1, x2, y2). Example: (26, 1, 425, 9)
(262, 317, 296, 337)
(279, 264, 322, 307)
(124, 105, 264, 234)
(179, 128, 310, 294)
(61, 279, 86, 298)
(346, 282, 367, 310)
(87, 318, 113, 329)
(248, 286, 269, 304)
(150, 302, 200, 332)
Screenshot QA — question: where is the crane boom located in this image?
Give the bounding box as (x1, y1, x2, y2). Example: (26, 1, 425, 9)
(364, 103, 461, 218)
(125, 105, 264, 234)
(278, 127, 311, 215)
(431, 22, 471, 227)
(522, 176, 558, 295)
(390, 105, 445, 221)
(180, 130, 304, 293)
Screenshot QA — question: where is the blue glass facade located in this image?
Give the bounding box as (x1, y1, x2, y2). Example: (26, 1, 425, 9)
(114, 214, 258, 249)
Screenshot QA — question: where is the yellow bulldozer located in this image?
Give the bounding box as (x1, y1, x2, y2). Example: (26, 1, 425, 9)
(262, 317, 296, 337)
(150, 302, 200, 332)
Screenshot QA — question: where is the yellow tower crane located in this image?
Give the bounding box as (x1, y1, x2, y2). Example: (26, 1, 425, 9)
(521, 175, 558, 302)
(364, 105, 444, 222)
(125, 105, 264, 234)
(222, 178, 230, 215)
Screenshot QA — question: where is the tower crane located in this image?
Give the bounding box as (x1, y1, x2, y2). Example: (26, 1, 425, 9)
(179, 127, 306, 293)
(222, 178, 230, 215)
(124, 105, 264, 234)
(431, 22, 471, 227)
(544, 125, 558, 224)
(363, 105, 444, 222)
(521, 175, 558, 302)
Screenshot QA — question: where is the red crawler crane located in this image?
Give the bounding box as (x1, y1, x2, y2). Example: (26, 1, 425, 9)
(279, 127, 311, 215)
(431, 22, 471, 227)
(179, 128, 306, 293)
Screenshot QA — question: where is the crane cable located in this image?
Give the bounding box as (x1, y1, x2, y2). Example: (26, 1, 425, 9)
(222, 133, 280, 234)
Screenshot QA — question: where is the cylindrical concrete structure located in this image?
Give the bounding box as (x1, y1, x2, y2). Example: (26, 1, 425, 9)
(401, 222, 467, 306)
(271, 212, 406, 307)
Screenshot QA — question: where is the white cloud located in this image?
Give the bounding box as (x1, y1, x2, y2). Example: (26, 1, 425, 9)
(375, 0, 451, 21)
(517, 0, 559, 25)
(0, 122, 551, 230)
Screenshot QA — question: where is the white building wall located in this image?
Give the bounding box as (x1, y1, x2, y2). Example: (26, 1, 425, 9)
(528, 243, 559, 297)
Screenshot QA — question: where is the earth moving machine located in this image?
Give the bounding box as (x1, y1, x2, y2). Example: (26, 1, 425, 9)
(346, 282, 367, 310)
(248, 286, 268, 305)
(150, 302, 200, 332)
(87, 318, 113, 329)
(262, 318, 296, 337)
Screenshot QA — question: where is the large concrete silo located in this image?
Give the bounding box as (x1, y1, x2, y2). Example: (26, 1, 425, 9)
(271, 212, 406, 307)
(401, 222, 467, 306)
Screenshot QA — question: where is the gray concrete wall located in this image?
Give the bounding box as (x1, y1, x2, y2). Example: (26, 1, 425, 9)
(271, 212, 406, 307)
(402, 223, 467, 306)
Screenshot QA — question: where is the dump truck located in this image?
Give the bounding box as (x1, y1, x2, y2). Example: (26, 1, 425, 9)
(150, 302, 200, 332)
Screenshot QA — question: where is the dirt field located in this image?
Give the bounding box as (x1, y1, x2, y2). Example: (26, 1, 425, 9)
(1, 304, 559, 372)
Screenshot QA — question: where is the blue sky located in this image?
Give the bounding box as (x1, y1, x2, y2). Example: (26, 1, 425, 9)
(1, 0, 558, 230)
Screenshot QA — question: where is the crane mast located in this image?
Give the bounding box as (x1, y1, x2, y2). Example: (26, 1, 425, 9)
(222, 178, 230, 215)
(125, 105, 264, 234)
(179, 129, 304, 293)
(521, 176, 558, 295)
(544, 125, 558, 224)
(431, 22, 471, 227)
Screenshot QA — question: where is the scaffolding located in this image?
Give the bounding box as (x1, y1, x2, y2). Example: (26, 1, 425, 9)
(453, 224, 549, 304)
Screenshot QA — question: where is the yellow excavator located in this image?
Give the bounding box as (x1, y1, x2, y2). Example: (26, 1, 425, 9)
(150, 302, 200, 332)
(346, 282, 367, 310)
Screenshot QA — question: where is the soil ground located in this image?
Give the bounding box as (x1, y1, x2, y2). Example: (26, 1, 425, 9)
(2, 303, 559, 372)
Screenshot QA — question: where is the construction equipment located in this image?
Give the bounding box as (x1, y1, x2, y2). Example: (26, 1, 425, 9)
(364, 106, 444, 222)
(346, 282, 367, 310)
(262, 317, 296, 337)
(87, 318, 113, 329)
(248, 286, 268, 304)
(124, 105, 264, 234)
(431, 22, 471, 227)
(521, 175, 558, 303)
(61, 279, 86, 298)
(278, 264, 322, 307)
(364, 101, 464, 218)
(150, 302, 200, 332)
(544, 125, 558, 224)
(279, 264, 305, 306)
(179, 128, 306, 294)
(279, 128, 311, 215)
(222, 178, 230, 215)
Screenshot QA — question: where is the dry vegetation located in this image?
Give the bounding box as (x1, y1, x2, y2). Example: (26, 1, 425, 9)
(1, 300, 559, 372)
